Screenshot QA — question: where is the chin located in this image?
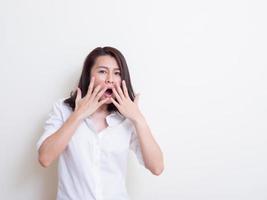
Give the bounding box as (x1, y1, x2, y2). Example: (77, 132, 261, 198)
(105, 100, 112, 104)
(101, 97, 112, 104)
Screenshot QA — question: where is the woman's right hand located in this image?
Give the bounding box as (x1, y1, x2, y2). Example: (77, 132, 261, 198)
(73, 76, 109, 120)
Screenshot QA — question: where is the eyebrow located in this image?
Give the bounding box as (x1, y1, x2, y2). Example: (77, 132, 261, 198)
(97, 66, 120, 70)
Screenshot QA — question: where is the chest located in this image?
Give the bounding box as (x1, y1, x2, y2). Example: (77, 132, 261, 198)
(66, 120, 132, 164)
(90, 117, 109, 134)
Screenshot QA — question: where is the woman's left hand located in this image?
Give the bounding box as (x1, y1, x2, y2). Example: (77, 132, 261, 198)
(110, 80, 143, 122)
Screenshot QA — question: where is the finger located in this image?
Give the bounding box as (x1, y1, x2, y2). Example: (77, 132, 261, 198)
(75, 87, 81, 111)
(112, 86, 123, 104)
(86, 76, 95, 98)
(122, 80, 129, 98)
(134, 93, 140, 104)
(98, 97, 110, 106)
(110, 97, 120, 108)
(76, 87, 81, 102)
(91, 84, 103, 99)
(95, 86, 108, 101)
(116, 82, 125, 99)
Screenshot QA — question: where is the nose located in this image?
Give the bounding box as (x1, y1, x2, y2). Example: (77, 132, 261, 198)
(105, 73, 114, 84)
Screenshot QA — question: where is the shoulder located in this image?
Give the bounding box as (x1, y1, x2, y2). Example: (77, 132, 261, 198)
(51, 97, 73, 120)
(54, 97, 71, 108)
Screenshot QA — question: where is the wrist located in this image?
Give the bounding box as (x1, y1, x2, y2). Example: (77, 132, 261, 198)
(131, 113, 146, 125)
(71, 111, 84, 123)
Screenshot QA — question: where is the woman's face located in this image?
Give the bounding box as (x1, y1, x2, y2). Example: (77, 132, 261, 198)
(90, 55, 122, 104)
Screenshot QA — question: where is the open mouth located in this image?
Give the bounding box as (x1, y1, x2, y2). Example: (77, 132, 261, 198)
(104, 88, 113, 97)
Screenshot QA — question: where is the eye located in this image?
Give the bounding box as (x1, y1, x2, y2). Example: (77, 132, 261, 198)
(98, 70, 106, 74)
(115, 71, 121, 76)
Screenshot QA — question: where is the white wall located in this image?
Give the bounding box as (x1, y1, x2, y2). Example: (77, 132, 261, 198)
(0, 0, 266, 199)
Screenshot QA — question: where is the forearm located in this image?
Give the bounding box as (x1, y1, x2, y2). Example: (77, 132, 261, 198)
(38, 112, 82, 167)
(132, 115, 164, 175)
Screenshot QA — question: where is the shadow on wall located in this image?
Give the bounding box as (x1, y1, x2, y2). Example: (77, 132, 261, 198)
(14, 117, 58, 200)
(14, 70, 82, 200)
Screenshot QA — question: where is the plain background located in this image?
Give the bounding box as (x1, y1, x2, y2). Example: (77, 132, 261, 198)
(0, 0, 267, 199)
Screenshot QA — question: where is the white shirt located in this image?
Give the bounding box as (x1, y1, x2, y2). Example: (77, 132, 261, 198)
(36, 98, 145, 200)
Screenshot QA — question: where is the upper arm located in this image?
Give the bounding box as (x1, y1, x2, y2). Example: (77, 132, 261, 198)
(129, 121, 145, 167)
(36, 99, 65, 152)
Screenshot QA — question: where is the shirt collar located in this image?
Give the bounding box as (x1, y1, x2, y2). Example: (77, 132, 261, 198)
(86, 111, 126, 128)
(105, 111, 126, 127)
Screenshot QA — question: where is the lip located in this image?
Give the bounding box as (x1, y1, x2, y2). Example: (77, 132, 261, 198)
(103, 87, 113, 98)
(103, 93, 112, 98)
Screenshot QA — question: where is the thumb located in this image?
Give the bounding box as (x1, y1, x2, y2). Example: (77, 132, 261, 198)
(75, 87, 81, 102)
(134, 93, 140, 104)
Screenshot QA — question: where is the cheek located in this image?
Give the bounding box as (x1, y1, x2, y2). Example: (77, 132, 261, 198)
(91, 73, 105, 84)
(115, 77, 122, 84)
(90, 78, 105, 91)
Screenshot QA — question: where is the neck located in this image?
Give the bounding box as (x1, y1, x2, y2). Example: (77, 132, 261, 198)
(93, 104, 109, 116)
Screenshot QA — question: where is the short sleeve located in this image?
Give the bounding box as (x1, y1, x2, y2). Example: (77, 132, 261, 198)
(36, 99, 64, 152)
(129, 122, 145, 167)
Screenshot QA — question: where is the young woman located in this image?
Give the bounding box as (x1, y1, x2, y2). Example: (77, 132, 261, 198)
(36, 46, 164, 200)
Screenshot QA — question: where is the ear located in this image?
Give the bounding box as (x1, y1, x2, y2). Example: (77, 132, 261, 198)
(134, 93, 140, 105)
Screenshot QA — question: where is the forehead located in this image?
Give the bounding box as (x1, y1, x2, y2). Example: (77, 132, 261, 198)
(93, 55, 119, 70)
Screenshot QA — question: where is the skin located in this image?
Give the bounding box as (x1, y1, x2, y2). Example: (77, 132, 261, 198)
(39, 55, 164, 175)
(74, 55, 121, 120)
(91, 55, 121, 106)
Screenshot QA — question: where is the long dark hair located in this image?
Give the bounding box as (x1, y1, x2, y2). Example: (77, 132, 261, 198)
(64, 46, 135, 113)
